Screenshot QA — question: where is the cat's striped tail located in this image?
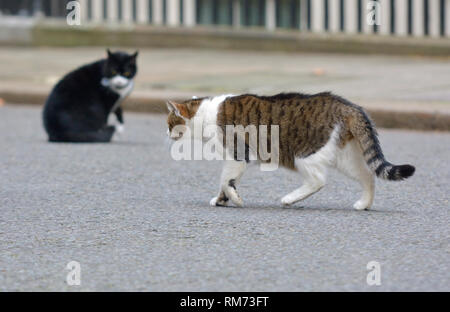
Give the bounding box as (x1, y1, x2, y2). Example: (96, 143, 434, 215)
(348, 110, 415, 181)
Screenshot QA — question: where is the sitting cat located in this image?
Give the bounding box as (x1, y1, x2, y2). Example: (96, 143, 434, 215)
(43, 49, 138, 142)
(166, 93, 415, 210)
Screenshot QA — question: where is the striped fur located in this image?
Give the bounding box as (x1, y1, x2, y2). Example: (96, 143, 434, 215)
(345, 101, 415, 181)
(166, 92, 415, 209)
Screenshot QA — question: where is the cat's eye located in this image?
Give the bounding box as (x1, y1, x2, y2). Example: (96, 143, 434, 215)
(124, 72, 131, 77)
(111, 70, 117, 75)
(169, 129, 184, 140)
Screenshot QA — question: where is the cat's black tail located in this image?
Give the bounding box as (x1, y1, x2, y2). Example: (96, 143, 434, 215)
(48, 126, 115, 143)
(348, 109, 415, 181)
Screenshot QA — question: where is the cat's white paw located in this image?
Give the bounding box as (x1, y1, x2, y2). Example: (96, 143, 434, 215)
(353, 200, 371, 211)
(115, 124, 125, 134)
(231, 197, 243, 208)
(281, 195, 295, 206)
(210, 197, 219, 206)
(210, 196, 228, 207)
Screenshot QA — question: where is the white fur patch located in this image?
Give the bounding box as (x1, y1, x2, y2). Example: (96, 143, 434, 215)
(111, 75, 129, 88)
(296, 125, 341, 171)
(101, 76, 134, 99)
(101, 75, 134, 113)
(281, 126, 341, 206)
(115, 124, 125, 134)
(189, 94, 234, 131)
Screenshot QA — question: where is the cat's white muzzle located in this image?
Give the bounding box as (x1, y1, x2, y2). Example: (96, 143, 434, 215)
(110, 75, 130, 89)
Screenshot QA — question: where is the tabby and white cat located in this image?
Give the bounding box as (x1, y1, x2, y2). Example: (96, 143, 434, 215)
(166, 92, 415, 210)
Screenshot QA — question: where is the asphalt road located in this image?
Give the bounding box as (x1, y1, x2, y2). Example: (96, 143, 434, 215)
(0, 105, 449, 291)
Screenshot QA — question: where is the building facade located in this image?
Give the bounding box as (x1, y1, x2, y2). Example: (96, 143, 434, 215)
(1, 0, 449, 38)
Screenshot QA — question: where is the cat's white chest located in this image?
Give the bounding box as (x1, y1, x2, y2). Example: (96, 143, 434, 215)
(113, 80, 134, 99)
(101, 76, 134, 111)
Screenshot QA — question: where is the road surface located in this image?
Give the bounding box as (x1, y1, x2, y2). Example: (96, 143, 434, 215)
(0, 105, 449, 291)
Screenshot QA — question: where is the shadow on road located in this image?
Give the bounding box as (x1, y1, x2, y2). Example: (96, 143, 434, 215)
(204, 202, 406, 215)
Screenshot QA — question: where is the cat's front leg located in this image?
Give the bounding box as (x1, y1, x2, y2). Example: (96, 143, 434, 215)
(115, 123, 125, 134)
(210, 191, 229, 207)
(210, 160, 247, 207)
(114, 107, 125, 134)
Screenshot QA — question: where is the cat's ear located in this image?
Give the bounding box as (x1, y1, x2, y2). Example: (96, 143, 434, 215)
(107, 49, 113, 58)
(166, 100, 189, 119)
(129, 51, 138, 64)
(166, 101, 175, 113)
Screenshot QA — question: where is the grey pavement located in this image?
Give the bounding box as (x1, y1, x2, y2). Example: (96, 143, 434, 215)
(1, 47, 450, 114)
(0, 104, 449, 291)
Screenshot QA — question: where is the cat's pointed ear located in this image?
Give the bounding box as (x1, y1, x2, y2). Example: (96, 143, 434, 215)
(166, 100, 175, 113)
(130, 51, 138, 64)
(166, 100, 189, 119)
(107, 49, 113, 58)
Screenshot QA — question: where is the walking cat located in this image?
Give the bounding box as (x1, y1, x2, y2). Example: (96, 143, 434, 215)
(166, 92, 415, 210)
(43, 49, 138, 142)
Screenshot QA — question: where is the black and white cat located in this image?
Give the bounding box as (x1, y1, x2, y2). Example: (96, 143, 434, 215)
(43, 49, 138, 142)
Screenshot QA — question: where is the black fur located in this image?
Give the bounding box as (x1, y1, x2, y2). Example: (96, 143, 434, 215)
(43, 50, 138, 143)
(217, 191, 229, 206)
(239, 92, 334, 102)
(388, 164, 416, 181)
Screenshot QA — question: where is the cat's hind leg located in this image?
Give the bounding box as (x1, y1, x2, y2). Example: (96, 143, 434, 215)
(335, 139, 375, 210)
(281, 157, 328, 206)
(281, 126, 342, 206)
(210, 160, 247, 207)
